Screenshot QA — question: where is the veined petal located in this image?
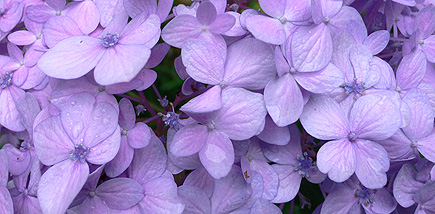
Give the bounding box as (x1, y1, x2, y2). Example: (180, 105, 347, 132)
(38, 160, 89, 214)
(37, 36, 104, 79)
(363, 30, 390, 55)
(86, 126, 121, 165)
(270, 165, 301, 203)
(105, 136, 134, 178)
(170, 124, 208, 157)
(214, 88, 267, 140)
(294, 63, 344, 93)
(354, 139, 389, 189)
(300, 94, 349, 140)
(94, 44, 151, 85)
(402, 88, 434, 140)
(65, 1, 100, 34)
(223, 37, 276, 90)
(245, 15, 286, 45)
(259, 0, 285, 18)
(42, 16, 83, 48)
(199, 130, 234, 179)
(161, 15, 202, 48)
(396, 49, 427, 91)
(264, 74, 304, 127)
(350, 91, 401, 141)
(0, 86, 25, 132)
(128, 122, 151, 149)
(291, 23, 332, 72)
(119, 14, 161, 48)
(97, 178, 144, 210)
(181, 38, 225, 85)
(422, 35, 435, 63)
(33, 115, 73, 166)
(317, 139, 356, 182)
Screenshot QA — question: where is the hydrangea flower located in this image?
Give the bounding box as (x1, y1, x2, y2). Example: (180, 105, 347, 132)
(33, 92, 121, 214)
(37, 12, 161, 85)
(300, 92, 402, 188)
(0, 150, 13, 213)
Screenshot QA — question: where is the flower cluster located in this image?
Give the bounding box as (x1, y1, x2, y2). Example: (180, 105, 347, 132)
(0, 0, 434, 213)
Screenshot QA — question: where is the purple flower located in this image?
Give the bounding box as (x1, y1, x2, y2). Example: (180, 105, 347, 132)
(37, 12, 161, 85)
(245, 0, 311, 45)
(105, 98, 151, 178)
(0, 0, 24, 38)
(127, 133, 185, 213)
(393, 163, 435, 213)
(171, 87, 267, 179)
(321, 176, 397, 214)
(300, 92, 402, 188)
(33, 92, 120, 214)
(0, 150, 14, 213)
(162, 1, 235, 48)
(261, 125, 326, 203)
(71, 166, 144, 212)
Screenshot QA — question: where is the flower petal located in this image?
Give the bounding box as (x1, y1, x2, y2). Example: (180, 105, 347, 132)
(94, 44, 151, 85)
(317, 139, 356, 182)
(181, 38, 225, 85)
(97, 177, 144, 209)
(223, 37, 276, 90)
(86, 126, 121, 165)
(33, 115, 73, 166)
(214, 88, 267, 140)
(350, 91, 402, 141)
(199, 131, 234, 179)
(37, 36, 104, 79)
(170, 124, 208, 157)
(300, 95, 349, 140)
(294, 62, 344, 93)
(270, 165, 301, 203)
(37, 160, 89, 214)
(105, 136, 134, 178)
(161, 15, 202, 48)
(354, 139, 389, 189)
(245, 15, 286, 45)
(291, 23, 332, 72)
(396, 50, 427, 91)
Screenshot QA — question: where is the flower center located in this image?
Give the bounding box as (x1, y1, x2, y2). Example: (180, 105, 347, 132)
(89, 190, 96, 197)
(69, 144, 90, 163)
(355, 187, 376, 206)
(348, 132, 357, 142)
(1, 73, 13, 89)
(100, 32, 119, 48)
(294, 152, 316, 178)
(162, 110, 180, 130)
(343, 78, 365, 96)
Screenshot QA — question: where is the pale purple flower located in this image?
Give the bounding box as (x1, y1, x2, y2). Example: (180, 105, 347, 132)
(26, 0, 100, 34)
(105, 98, 151, 178)
(180, 37, 275, 111)
(33, 92, 121, 214)
(300, 92, 402, 188)
(0, 54, 25, 132)
(0, 150, 13, 213)
(9, 158, 42, 214)
(379, 89, 435, 162)
(37, 12, 161, 85)
(171, 87, 267, 179)
(123, 0, 173, 23)
(261, 125, 326, 203)
(71, 166, 144, 212)
(321, 176, 397, 214)
(127, 133, 185, 213)
(393, 163, 435, 213)
(264, 46, 343, 126)
(245, 0, 311, 45)
(0, 0, 24, 38)
(178, 165, 251, 213)
(162, 1, 235, 48)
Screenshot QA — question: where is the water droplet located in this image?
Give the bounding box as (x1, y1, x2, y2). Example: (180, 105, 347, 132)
(71, 101, 76, 106)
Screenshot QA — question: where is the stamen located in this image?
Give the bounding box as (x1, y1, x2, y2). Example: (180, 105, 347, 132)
(100, 32, 119, 48)
(294, 152, 316, 178)
(355, 187, 376, 206)
(69, 144, 90, 163)
(0, 73, 13, 89)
